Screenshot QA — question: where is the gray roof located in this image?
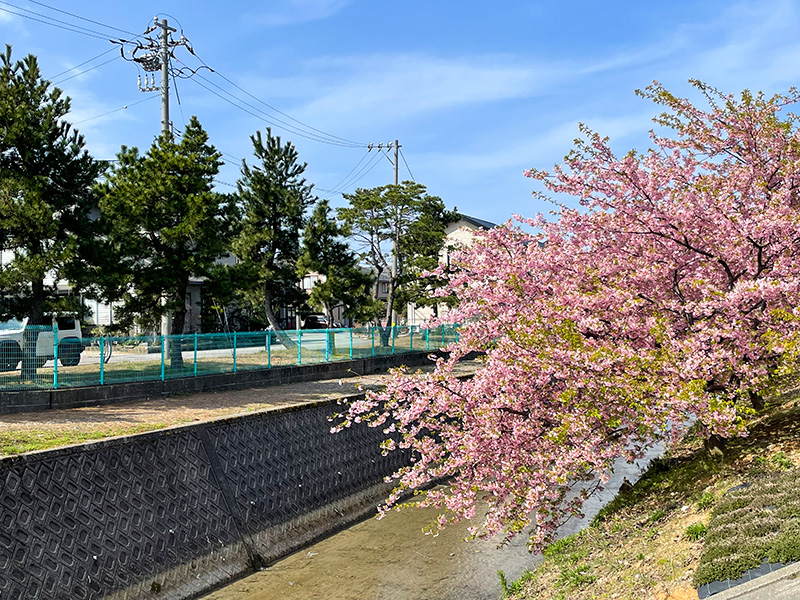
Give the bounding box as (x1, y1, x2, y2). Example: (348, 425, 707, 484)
(458, 214, 498, 230)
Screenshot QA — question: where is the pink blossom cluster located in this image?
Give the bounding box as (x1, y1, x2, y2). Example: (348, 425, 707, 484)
(335, 82, 800, 552)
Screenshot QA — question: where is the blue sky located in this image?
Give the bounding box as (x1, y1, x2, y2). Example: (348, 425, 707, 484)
(1, 0, 799, 226)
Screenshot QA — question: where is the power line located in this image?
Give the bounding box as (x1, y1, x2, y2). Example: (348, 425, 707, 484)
(26, 0, 141, 38)
(0, 1, 118, 41)
(188, 71, 365, 148)
(52, 55, 120, 85)
(378, 150, 394, 167)
(187, 74, 364, 148)
(317, 150, 371, 194)
(182, 48, 366, 148)
(336, 151, 385, 192)
(213, 179, 237, 189)
(399, 148, 416, 182)
(73, 95, 158, 125)
(210, 69, 366, 148)
(47, 47, 116, 81)
(318, 151, 384, 197)
(170, 128, 243, 166)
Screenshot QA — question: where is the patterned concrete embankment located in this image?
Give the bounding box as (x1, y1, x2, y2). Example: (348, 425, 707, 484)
(0, 358, 477, 600)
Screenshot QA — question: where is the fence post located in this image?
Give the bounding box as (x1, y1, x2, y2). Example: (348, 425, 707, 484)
(99, 336, 105, 385)
(349, 328, 353, 360)
(160, 335, 165, 381)
(426, 328, 430, 351)
(298, 330, 302, 365)
(441, 325, 445, 347)
(325, 331, 330, 362)
(371, 326, 375, 357)
(233, 330, 237, 373)
(53, 324, 59, 390)
(193, 332, 198, 376)
(391, 325, 396, 354)
(267, 331, 272, 368)
(410, 326, 414, 351)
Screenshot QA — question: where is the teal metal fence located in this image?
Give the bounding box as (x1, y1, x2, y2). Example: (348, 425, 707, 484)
(0, 324, 460, 391)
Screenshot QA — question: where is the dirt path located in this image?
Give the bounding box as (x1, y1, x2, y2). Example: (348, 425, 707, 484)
(0, 360, 479, 456)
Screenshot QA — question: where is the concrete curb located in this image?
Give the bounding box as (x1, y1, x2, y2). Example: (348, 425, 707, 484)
(709, 562, 800, 599)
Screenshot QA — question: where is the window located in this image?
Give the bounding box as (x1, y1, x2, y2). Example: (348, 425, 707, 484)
(56, 316, 75, 330)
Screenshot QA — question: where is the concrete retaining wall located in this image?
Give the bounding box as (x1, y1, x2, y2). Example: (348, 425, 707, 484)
(0, 396, 408, 599)
(0, 350, 440, 414)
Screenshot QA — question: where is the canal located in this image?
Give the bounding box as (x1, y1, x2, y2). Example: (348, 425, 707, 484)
(201, 443, 662, 600)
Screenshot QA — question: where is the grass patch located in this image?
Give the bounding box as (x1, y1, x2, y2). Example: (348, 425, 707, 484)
(0, 423, 170, 455)
(508, 386, 800, 600)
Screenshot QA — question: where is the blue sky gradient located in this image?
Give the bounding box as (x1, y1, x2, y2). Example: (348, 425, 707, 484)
(1, 0, 799, 225)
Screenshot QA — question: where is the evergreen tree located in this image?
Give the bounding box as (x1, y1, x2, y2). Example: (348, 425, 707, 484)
(0, 47, 101, 324)
(297, 200, 375, 325)
(339, 182, 457, 341)
(233, 128, 316, 334)
(95, 117, 235, 367)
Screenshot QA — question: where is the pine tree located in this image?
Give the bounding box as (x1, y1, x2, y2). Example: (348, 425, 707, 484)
(0, 47, 100, 325)
(339, 182, 456, 342)
(297, 200, 375, 324)
(233, 129, 316, 334)
(95, 117, 235, 367)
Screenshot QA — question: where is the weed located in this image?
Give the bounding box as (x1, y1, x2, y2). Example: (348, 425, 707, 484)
(543, 534, 577, 559)
(771, 451, 794, 471)
(698, 492, 716, 510)
(685, 523, 707, 541)
(498, 570, 510, 597)
(647, 509, 667, 524)
(557, 565, 596, 588)
(498, 569, 535, 598)
(610, 521, 626, 533)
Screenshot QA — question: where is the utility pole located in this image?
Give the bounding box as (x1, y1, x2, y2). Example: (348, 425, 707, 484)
(129, 17, 180, 136)
(367, 140, 401, 184)
(157, 18, 176, 342)
(159, 18, 175, 136)
(125, 17, 181, 342)
(367, 140, 402, 326)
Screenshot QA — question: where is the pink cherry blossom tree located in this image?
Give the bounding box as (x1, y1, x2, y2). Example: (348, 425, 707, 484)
(336, 81, 800, 551)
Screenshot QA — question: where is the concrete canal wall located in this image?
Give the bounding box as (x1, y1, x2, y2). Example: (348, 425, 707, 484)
(0, 350, 440, 414)
(0, 395, 408, 599)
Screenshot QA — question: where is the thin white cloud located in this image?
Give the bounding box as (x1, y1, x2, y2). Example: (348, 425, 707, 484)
(422, 111, 655, 175)
(253, 0, 352, 27)
(655, 0, 800, 92)
(0, 8, 29, 37)
(272, 54, 564, 128)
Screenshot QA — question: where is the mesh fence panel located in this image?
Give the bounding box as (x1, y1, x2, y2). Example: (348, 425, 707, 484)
(0, 325, 54, 390)
(0, 324, 459, 391)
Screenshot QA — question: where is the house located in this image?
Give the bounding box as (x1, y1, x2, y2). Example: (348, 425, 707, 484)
(406, 214, 497, 326)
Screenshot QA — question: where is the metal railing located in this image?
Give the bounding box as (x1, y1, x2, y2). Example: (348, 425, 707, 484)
(0, 324, 460, 391)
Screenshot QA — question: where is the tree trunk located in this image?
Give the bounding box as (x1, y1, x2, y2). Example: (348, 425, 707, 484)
(704, 434, 727, 457)
(749, 390, 765, 410)
(169, 303, 186, 370)
(264, 287, 294, 348)
(380, 279, 396, 347)
(21, 278, 46, 380)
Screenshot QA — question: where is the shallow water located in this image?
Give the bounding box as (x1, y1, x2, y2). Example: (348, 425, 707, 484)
(202, 444, 663, 600)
